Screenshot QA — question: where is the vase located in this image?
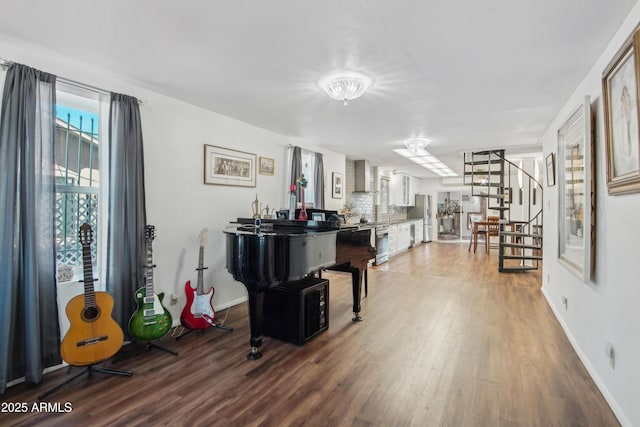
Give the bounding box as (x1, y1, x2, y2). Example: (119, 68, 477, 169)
(288, 193, 296, 220)
(297, 189, 308, 220)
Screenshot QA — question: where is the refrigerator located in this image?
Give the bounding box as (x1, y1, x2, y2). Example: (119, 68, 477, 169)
(407, 194, 432, 242)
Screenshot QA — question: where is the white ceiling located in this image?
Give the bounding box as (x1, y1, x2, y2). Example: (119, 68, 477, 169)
(1, 1, 637, 177)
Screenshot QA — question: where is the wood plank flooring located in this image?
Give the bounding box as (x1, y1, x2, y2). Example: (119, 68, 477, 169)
(1, 242, 619, 426)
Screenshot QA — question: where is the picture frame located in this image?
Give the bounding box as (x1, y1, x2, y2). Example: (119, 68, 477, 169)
(259, 157, 275, 176)
(276, 210, 288, 220)
(602, 28, 640, 195)
(204, 144, 256, 187)
(557, 96, 594, 282)
(546, 153, 556, 187)
(332, 172, 343, 199)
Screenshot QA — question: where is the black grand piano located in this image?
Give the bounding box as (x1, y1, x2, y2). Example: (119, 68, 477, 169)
(224, 212, 375, 360)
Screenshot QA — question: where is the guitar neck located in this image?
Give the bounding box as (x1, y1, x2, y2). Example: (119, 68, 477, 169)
(145, 239, 154, 295)
(82, 242, 96, 308)
(197, 245, 205, 296)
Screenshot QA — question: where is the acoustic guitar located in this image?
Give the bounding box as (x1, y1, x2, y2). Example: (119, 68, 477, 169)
(180, 228, 217, 329)
(128, 225, 172, 341)
(60, 223, 124, 366)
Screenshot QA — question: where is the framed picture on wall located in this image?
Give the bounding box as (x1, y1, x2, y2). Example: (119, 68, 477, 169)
(546, 153, 556, 187)
(259, 157, 274, 175)
(203, 144, 256, 187)
(557, 96, 594, 282)
(602, 27, 640, 195)
(332, 172, 343, 199)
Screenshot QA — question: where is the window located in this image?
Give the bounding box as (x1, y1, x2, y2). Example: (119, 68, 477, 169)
(301, 149, 315, 206)
(54, 84, 108, 282)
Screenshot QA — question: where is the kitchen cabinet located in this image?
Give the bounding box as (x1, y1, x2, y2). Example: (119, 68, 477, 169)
(414, 220, 424, 244)
(390, 173, 412, 206)
(397, 222, 411, 251)
(388, 224, 398, 257)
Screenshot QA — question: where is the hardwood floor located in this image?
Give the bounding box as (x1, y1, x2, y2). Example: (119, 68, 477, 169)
(1, 242, 619, 426)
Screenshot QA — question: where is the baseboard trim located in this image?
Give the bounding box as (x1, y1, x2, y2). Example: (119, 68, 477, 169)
(541, 286, 630, 427)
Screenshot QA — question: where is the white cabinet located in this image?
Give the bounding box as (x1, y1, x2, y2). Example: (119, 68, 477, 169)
(414, 220, 424, 244)
(398, 222, 411, 251)
(390, 174, 412, 206)
(388, 224, 398, 256)
(400, 223, 411, 249)
(388, 220, 422, 259)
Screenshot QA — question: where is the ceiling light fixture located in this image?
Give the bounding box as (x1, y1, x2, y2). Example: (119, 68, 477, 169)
(320, 72, 371, 105)
(393, 138, 457, 177)
(404, 137, 430, 152)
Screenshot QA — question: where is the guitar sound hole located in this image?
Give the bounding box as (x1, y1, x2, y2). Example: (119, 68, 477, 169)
(83, 306, 100, 322)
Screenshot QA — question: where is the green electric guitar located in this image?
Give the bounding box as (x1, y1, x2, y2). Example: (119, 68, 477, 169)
(128, 225, 172, 341)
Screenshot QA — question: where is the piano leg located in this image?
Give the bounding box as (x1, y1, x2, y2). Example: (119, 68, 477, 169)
(351, 268, 364, 322)
(246, 289, 265, 360)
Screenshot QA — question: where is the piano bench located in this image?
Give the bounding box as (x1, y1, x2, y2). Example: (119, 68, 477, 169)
(264, 277, 329, 346)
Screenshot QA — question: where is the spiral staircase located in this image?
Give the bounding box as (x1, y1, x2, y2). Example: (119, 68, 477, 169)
(464, 150, 543, 272)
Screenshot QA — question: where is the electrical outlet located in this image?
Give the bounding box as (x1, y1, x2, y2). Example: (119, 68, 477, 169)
(170, 293, 178, 305)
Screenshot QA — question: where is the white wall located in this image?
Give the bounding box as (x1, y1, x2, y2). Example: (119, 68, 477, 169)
(540, 3, 640, 426)
(0, 37, 345, 330)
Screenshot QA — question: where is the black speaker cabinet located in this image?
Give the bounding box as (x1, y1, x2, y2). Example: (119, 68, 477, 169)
(264, 277, 329, 346)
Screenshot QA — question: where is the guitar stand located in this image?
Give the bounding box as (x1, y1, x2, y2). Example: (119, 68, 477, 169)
(111, 340, 178, 362)
(140, 340, 178, 356)
(38, 362, 131, 400)
(175, 323, 234, 340)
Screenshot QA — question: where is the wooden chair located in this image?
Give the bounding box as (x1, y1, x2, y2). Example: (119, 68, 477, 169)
(486, 216, 500, 253)
(467, 213, 485, 252)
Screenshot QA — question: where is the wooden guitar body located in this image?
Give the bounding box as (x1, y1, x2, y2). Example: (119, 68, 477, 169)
(60, 291, 124, 366)
(180, 280, 216, 330)
(128, 288, 172, 341)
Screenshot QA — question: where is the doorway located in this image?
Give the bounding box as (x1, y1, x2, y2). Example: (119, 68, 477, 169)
(437, 191, 461, 240)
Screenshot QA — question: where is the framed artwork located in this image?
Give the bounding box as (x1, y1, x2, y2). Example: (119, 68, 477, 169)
(602, 28, 640, 195)
(546, 153, 556, 187)
(259, 157, 275, 176)
(557, 96, 594, 282)
(203, 144, 256, 187)
(332, 172, 343, 199)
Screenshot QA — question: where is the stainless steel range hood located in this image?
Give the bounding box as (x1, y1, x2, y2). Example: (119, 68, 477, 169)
(354, 160, 371, 192)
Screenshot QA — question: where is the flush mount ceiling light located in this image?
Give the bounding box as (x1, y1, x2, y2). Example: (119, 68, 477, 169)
(320, 72, 372, 105)
(393, 138, 457, 177)
(404, 138, 430, 152)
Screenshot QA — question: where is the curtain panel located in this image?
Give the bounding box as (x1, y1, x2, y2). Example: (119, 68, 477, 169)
(314, 152, 325, 209)
(0, 63, 61, 393)
(290, 146, 302, 200)
(106, 93, 147, 340)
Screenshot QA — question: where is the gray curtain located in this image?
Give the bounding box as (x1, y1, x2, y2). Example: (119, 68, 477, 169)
(106, 93, 147, 340)
(290, 146, 302, 200)
(314, 152, 325, 209)
(0, 63, 61, 393)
